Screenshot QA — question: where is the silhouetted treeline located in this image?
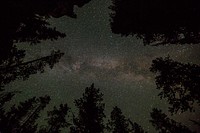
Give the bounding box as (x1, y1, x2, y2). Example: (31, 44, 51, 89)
(70, 84, 105, 133)
(0, 0, 92, 90)
(0, 50, 64, 89)
(0, 93, 50, 133)
(107, 106, 146, 133)
(1, 84, 197, 133)
(38, 103, 70, 133)
(150, 108, 195, 133)
(1, 0, 91, 60)
(109, 1, 200, 131)
(150, 57, 200, 114)
(0, 84, 145, 133)
(109, 0, 200, 45)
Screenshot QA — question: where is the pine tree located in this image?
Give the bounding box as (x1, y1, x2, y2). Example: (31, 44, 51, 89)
(150, 57, 200, 114)
(0, 0, 92, 89)
(39, 103, 70, 133)
(107, 106, 145, 133)
(19, 95, 51, 133)
(0, 91, 19, 107)
(1, 0, 92, 62)
(109, 0, 200, 45)
(0, 95, 50, 133)
(0, 91, 19, 133)
(0, 50, 64, 89)
(71, 84, 105, 133)
(107, 106, 131, 133)
(150, 108, 195, 133)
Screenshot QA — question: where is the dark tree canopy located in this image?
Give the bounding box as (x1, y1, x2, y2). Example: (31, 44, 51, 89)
(39, 103, 70, 133)
(0, 50, 64, 89)
(0, 85, 147, 133)
(107, 106, 146, 133)
(107, 106, 131, 133)
(129, 120, 146, 133)
(0, 0, 91, 56)
(1, 5, 65, 62)
(150, 108, 195, 133)
(0, 91, 19, 107)
(71, 83, 105, 133)
(0, 95, 51, 133)
(0, 91, 20, 129)
(150, 57, 200, 114)
(109, 0, 200, 45)
(0, 0, 92, 87)
(1, 0, 91, 52)
(1, 84, 198, 133)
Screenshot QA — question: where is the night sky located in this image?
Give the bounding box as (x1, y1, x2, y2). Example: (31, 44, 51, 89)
(5, 0, 200, 132)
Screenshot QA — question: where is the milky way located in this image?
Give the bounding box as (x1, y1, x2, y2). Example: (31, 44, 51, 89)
(6, 0, 200, 132)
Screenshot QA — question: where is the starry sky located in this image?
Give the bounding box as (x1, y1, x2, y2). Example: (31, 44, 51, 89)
(5, 0, 200, 132)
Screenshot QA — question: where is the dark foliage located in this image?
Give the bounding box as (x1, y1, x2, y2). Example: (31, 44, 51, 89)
(71, 83, 105, 133)
(150, 108, 195, 133)
(39, 103, 70, 133)
(129, 119, 146, 133)
(0, 0, 92, 90)
(1, 0, 91, 62)
(0, 10, 65, 63)
(0, 84, 198, 132)
(0, 50, 64, 89)
(0, 91, 19, 107)
(190, 119, 200, 127)
(0, 91, 20, 130)
(107, 106, 145, 133)
(0, 95, 50, 133)
(109, 0, 200, 45)
(107, 106, 130, 133)
(150, 57, 200, 114)
(13, 15, 66, 44)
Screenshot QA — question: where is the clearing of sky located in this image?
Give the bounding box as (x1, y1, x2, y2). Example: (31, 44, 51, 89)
(1, 0, 200, 133)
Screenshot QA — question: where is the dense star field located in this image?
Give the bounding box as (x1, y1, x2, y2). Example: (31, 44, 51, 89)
(1, 0, 200, 132)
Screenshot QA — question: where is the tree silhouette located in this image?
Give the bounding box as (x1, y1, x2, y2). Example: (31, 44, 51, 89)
(0, 0, 92, 90)
(128, 119, 146, 133)
(0, 91, 20, 132)
(150, 57, 200, 114)
(0, 91, 19, 107)
(107, 106, 130, 133)
(19, 95, 51, 133)
(107, 106, 145, 133)
(0, 50, 64, 89)
(13, 15, 66, 44)
(0, 13, 65, 63)
(190, 119, 200, 127)
(70, 83, 105, 133)
(150, 108, 195, 133)
(39, 103, 70, 133)
(0, 95, 50, 133)
(109, 0, 200, 45)
(1, 0, 92, 61)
